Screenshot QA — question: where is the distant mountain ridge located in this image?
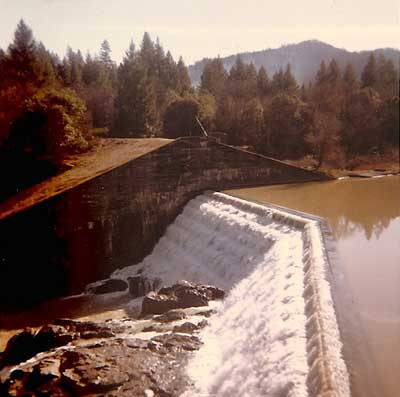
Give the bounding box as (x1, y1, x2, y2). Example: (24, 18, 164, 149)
(188, 40, 400, 86)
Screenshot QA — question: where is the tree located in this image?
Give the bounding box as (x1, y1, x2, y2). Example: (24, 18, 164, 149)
(99, 40, 114, 70)
(0, 20, 55, 145)
(343, 63, 358, 89)
(113, 47, 157, 137)
(7, 87, 89, 156)
(62, 47, 84, 87)
(282, 63, 298, 93)
(315, 61, 327, 85)
(81, 41, 117, 129)
(238, 98, 264, 146)
(326, 59, 341, 85)
(196, 92, 217, 131)
(139, 32, 156, 76)
(378, 96, 399, 148)
(257, 66, 270, 96)
(271, 68, 284, 94)
(200, 57, 228, 97)
(361, 53, 377, 88)
(376, 55, 398, 98)
(163, 97, 202, 138)
(227, 57, 257, 98)
(263, 94, 313, 158)
(340, 87, 381, 155)
(176, 56, 191, 95)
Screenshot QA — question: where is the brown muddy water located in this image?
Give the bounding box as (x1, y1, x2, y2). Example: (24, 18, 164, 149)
(227, 175, 400, 397)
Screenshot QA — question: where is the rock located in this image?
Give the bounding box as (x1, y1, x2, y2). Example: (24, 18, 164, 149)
(151, 333, 202, 352)
(0, 325, 72, 369)
(160, 281, 224, 301)
(0, 281, 225, 396)
(2, 336, 198, 396)
(142, 324, 169, 333)
(53, 318, 116, 337)
(140, 281, 225, 317)
(196, 309, 216, 318)
(86, 278, 128, 294)
(141, 291, 179, 317)
(198, 319, 209, 328)
(128, 275, 162, 298)
(35, 324, 74, 349)
(203, 285, 225, 300)
(0, 329, 36, 368)
(173, 322, 199, 334)
(125, 338, 153, 349)
(60, 349, 130, 394)
(175, 288, 208, 308)
(155, 310, 187, 323)
(80, 329, 115, 339)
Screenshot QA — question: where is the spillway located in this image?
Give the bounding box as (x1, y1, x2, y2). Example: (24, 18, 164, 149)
(113, 192, 350, 397)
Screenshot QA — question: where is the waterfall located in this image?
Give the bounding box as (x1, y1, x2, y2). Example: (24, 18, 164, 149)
(113, 192, 350, 397)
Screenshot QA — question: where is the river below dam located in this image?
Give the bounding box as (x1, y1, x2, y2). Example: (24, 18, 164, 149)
(227, 175, 400, 397)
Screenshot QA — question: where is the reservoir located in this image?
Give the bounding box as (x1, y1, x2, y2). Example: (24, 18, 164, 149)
(227, 175, 400, 397)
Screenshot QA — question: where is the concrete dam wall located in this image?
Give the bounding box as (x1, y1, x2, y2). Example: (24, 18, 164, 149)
(0, 137, 329, 306)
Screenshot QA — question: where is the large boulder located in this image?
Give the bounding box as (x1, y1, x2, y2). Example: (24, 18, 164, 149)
(140, 281, 224, 317)
(0, 325, 73, 369)
(141, 291, 179, 317)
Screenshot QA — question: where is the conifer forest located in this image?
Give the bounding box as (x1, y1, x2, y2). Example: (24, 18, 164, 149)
(0, 20, 399, 176)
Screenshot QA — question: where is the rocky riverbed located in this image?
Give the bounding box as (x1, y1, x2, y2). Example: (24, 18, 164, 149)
(0, 279, 224, 397)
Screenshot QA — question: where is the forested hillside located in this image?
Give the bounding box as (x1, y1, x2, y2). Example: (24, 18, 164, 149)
(0, 20, 398, 194)
(197, 54, 399, 167)
(189, 40, 400, 86)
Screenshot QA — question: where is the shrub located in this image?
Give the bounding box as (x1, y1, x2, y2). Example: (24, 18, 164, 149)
(8, 88, 89, 157)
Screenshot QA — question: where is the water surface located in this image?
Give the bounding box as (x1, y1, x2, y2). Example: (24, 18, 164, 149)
(227, 175, 400, 397)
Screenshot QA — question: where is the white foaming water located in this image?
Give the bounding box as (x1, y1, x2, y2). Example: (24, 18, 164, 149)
(113, 192, 350, 397)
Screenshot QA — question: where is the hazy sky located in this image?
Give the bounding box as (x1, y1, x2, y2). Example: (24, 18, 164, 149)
(0, 0, 399, 64)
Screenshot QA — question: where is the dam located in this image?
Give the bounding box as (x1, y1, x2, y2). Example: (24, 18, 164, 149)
(0, 137, 329, 305)
(111, 191, 350, 397)
(0, 138, 353, 396)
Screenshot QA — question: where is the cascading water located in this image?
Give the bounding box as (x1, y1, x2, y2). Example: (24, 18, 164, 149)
(113, 192, 350, 397)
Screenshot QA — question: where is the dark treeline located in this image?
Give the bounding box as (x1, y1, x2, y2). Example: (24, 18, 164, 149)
(0, 20, 399, 170)
(0, 20, 195, 158)
(199, 54, 399, 167)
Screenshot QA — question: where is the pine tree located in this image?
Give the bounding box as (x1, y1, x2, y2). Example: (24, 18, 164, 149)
(228, 56, 247, 82)
(376, 55, 398, 98)
(99, 40, 114, 69)
(326, 59, 341, 84)
(113, 45, 157, 137)
(228, 57, 257, 98)
(35, 42, 58, 86)
(343, 63, 358, 88)
(64, 47, 84, 86)
(257, 66, 270, 96)
(282, 63, 298, 93)
(160, 51, 178, 89)
(271, 68, 284, 93)
(1, 20, 51, 143)
(139, 32, 156, 75)
(5, 19, 44, 86)
(361, 53, 377, 88)
(315, 61, 327, 85)
(176, 56, 191, 95)
(200, 57, 227, 97)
